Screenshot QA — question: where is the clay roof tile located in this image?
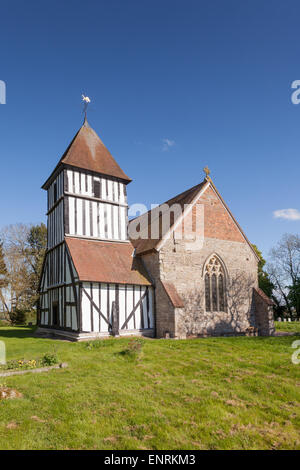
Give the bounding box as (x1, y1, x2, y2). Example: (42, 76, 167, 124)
(66, 237, 151, 286)
(161, 281, 184, 308)
(43, 120, 131, 189)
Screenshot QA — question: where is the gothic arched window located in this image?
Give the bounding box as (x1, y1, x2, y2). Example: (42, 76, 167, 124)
(204, 256, 227, 312)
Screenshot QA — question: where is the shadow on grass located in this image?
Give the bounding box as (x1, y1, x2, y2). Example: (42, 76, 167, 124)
(0, 326, 37, 340)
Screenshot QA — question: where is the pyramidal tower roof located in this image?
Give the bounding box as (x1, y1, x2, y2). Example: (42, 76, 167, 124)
(42, 118, 131, 189)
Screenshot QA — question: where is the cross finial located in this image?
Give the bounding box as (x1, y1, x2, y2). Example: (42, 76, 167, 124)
(203, 166, 211, 180)
(82, 94, 91, 123)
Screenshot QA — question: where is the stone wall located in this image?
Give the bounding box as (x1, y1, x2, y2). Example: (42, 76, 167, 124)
(138, 182, 272, 338)
(198, 186, 245, 242)
(141, 253, 176, 337)
(159, 235, 258, 337)
(252, 288, 275, 336)
(140, 236, 259, 338)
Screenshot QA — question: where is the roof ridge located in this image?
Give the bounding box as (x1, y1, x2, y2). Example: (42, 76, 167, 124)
(66, 237, 151, 285)
(162, 181, 206, 207)
(131, 180, 206, 223)
(65, 236, 131, 246)
(130, 180, 209, 255)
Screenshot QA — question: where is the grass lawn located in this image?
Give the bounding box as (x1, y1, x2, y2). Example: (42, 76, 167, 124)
(0, 326, 299, 450)
(275, 321, 300, 334)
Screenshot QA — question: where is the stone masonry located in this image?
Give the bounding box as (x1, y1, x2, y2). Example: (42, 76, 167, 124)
(252, 288, 275, 336)
(139, 184, 274, 338)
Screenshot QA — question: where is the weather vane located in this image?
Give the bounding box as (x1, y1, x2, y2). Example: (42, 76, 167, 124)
(203, 166, 211, 180)
(82, 94, 91, 120)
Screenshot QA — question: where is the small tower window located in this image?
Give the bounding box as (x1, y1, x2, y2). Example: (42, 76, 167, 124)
(52, 303, 59, 326)
(204, 256, 227, 312)
(53, 182, 58, 203)
(93, 180, 101, 198)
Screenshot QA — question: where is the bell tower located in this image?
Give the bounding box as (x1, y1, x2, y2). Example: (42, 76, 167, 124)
(38, 109, 154, 341)
(43, 117, 131, 249)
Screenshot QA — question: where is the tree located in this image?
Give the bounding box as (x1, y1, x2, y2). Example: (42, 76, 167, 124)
(25, 223, 47, 309)
(0, 241, 8, 314)
(0, 223, 47, 321)
(287, 278, 300, 317)
(0, 224, 30, 314)
(252, 244, 274, 298)
(267, 234, 300, 318)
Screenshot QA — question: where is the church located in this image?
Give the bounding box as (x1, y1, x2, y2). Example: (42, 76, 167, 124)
(37, 116, 275, 340)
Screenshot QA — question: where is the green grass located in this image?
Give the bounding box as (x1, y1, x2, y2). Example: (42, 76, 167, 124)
(0, 326, 299, 450)
(275, 321, 300, 333)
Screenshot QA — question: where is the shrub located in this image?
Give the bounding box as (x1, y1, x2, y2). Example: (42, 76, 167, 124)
(3, 360, 19, 370)
(2, 358, 38, 370)
(41, 352, 58, 367)
(0, 350, 59, 372)
(8, 309, 28, 325)
(127, 338, 143, 354)
(25, 311, 37, 325)
(120, 338, 144, 359)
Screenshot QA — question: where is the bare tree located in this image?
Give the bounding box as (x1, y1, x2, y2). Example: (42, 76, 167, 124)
(0, 223, 47, 320)
(0, 224, 31, 312)
(267, 234, 300, 317)
(0, 241, 8, 316)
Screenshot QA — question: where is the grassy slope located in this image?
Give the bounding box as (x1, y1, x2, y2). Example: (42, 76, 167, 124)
(0, 327, 299, 450)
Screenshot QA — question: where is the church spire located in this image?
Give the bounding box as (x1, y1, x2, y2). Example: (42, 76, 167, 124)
(52, 121, 131, 183)
(42, 100, 131, 190)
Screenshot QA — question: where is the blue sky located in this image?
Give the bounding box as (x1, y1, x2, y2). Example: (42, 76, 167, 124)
(0, 0, 299, 258)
